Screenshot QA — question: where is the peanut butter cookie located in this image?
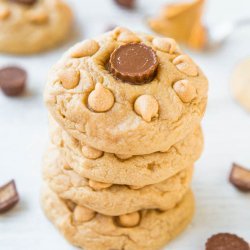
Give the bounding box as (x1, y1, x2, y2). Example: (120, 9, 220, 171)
(0, 0, 72, 54)
(49, 119, 203, 186)
(43, 146, 193, 216)
(44, 27, 208, 155)
(41, 185, 195, 250)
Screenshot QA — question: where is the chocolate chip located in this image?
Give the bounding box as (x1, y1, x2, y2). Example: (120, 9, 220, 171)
(229, 163, 250, 191)
(0, 66, 27, 96)
(206, 233, 249, 250)
(0, 180, 19, 214)
(108, 43, 158, 84)
(114, 0, 135, 9)
(9, 0, 37, 5)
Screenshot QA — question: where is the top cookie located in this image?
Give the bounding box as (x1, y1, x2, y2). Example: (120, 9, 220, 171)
(45, 27, 208, 155)
(0, 0, 72, 54)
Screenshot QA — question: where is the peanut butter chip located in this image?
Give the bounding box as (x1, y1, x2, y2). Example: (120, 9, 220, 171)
(27, 8, 48, 24)
(63, 164, 72, 171)
(117, 212, 140, 227)
(88, 83, 114, 112)
(82, 145, 103, 159)
(112, 27, 131, 37)
(58, 69, 80, 89)
(134, 95, 159, 122)
(173, 55, 198, 76)
(88, 180, 112, 190)
(152, 37, 179, 54)
(70, 40, 100, 58)
(117, 30, 141, 43)
(173, 79, 196, 103)
(0, 6, 10, 20)
(73, 206, 95, 223)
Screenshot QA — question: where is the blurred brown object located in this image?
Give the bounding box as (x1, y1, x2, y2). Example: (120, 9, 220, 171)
(0, 180, 19, 214)
(0, 66, 27, 97)
(229, 163, 250, 192)
(148, 0, 207, 50)
(114, 0, 135, 9)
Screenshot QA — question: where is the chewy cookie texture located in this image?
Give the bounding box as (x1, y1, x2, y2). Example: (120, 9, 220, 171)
(44, 27, 208, 155)
(42, 185, 195, 250)
(0, 0, 72, 54)
(42, 27, 208, 250)
(49, 117, 203, 186)
(43, 146, 194, 216)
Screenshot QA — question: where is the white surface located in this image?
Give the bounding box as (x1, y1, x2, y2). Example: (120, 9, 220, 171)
(1, 0, 250, 249)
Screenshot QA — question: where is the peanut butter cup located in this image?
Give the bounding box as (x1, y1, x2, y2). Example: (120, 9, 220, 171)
(114, 0, 135, 9)
(229, 163, 250, 191)
(0, 180, 19, 213)
(0, 66, 26, 96)
(206, 233, 249, 250)
(109, 43, 158, 84)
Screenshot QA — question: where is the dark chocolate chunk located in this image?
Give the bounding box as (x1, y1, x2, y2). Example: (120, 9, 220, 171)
(114, 0, 135, 9)
(109, 43, 158, 84)
(9, 0, 37, 5)
(0, 66, 27, 96)
(0, 180, 19, 213)
(206, 233, 249, 250)
(229, 163, 250, 191)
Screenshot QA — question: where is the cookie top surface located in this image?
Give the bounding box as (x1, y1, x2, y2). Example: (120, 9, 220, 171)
(45, 27, 208, 155)
(0, 0, 72, 54)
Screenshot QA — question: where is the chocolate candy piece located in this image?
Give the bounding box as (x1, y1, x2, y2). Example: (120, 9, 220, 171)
(229, 163, 250, 191)
(109, 43, 158, 84)
(0, 66, 27, 96)
(206, 233, 249, 250)
(0, 180, 19, 213)
(9, 0, 37, 5)
(114, 0, 135, 9)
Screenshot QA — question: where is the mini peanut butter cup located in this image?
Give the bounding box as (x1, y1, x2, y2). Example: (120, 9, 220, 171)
(109, 43, 158, 84)
(0, 66, 26, 96)
(0, 180, 19, 214)
(229, 163, 250, 191)
(114, 0, 135, 9)
(206, 233, 249, 250)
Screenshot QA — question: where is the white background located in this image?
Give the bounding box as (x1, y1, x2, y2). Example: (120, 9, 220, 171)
(0, 0, 250, 249)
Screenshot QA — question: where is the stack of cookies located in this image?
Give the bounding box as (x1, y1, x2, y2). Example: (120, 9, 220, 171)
(42, 27, 208, 250)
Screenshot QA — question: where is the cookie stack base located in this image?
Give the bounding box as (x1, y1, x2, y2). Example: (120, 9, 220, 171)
(41, 185, 195, 250)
